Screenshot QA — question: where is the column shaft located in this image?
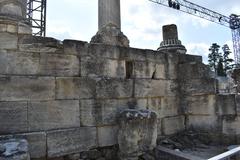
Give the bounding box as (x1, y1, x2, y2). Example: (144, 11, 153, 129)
(98, 0, 121, 30)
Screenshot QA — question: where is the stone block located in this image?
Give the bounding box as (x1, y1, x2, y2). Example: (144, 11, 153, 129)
(0, 76, 55, 101)
(187, 115, 221, 131)
(7, 24, 17, 33)
(97, 126, 118, 147)
(185, 95, 216, 115)
(63, 39, 88, 55)
(18, 23, 32, 35)
(134, 79, 178, 98)
(56, 77, 96, 100)
(96, 78, 133, 99)
(0, 132, 46, 159)
(133, 61, 155, 79)
(178, 62, 211, 79)
(178, 54, 202, 64)
(235, 95, 240, 115)
(47, 127, 97, 158)
(117, 109, 157, 159)
(0, 32, 18, 49)
(87, 43, 120, 59)
(162, 116, 185, 135)
(216, 94, 236, 116)
(81, 56, 125, 78)
(39, 53, 79, 76)
(147, 97, 179, 118)
(223, 117, 240, 135)
(0, 51, 40, 75)
(28, 100, 80, 131)
(132, 61, 165, 79)
(80, 98, 147, 126)
(18, 35, 63, 53)
(0, 23, 7, 32)
(165, 53, 179, 80)
(181, 78, 216, 96)
(0, 102, 28, 134)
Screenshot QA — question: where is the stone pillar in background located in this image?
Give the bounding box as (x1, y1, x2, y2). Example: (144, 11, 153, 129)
(0, 0, 31, 34)
(91, 0, 129, 47)
(158, 24, 186, 54)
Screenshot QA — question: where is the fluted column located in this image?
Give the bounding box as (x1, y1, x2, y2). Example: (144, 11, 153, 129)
(99, 0, 121, 30)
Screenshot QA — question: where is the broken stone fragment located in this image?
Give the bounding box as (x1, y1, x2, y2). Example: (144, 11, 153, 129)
(117, 109, 157, 160)
(0, 139, 30, 160)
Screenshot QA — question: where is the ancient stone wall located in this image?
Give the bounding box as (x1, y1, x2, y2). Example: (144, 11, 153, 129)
(0, 32, 240, 159)
(0, 33, 187, 159)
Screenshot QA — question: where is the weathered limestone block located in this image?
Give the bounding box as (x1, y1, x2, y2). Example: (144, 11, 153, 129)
(0, 139, 30, 160)
(81, 56, 125, 78)
(132, 61, 165, 79)
(216, 94, 236, 116)
(18, 35, 63, 53)
(47, 127, 97, 158)
(147, 97, 179, 118)
(0, 76, 55, 101)
(19, 132, 46, 159)
(235, 95, 240, 115)
(0, 51, 40, 75)
(39, 53, 79, 76)
(80, 98, 147, 126)
(88, 43, 120, 59)
(178, 62, 211, 79)
(96, 78, 133, 98)
(0, 132, 47, 159)
(97, 126, 118, 147)
(181, 78, 216, 96)
(162, 116, 185, 135)
(223, 116, 240, 135)
(0, 32, 18, 49)
(56, 77, 96, 99)
(0, 102, 27, 134)
(178, 54, 202, 64)
(187, 115, 221, 131)
(134, 79, 178, 98)
(63, 39, 88, 55)
(185, 95, 216, 115)
(117, 109, 157, 159)
(28, 100, 80, 131)
(165, 52, 179, 80)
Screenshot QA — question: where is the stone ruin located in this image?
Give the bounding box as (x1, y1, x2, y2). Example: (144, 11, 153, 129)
(0, 0, 240, 160)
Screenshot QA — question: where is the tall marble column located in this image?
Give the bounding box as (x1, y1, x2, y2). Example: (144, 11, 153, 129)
(98, 0, 121, 30)
(0, 0, 31, 34)
(91, 0, 129, 47)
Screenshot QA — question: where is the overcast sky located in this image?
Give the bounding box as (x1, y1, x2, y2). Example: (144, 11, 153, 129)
(46, 0, 240, 63)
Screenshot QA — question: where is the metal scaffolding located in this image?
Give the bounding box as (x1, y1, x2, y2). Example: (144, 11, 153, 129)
(26, 0, 47, 36)
(149, 0, 240, 66)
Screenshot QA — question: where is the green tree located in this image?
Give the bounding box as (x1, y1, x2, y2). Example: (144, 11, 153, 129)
(217, 58, 225, 76)
(222, 44, 234, 73)
(208, 43, 222, 74)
